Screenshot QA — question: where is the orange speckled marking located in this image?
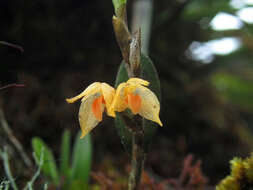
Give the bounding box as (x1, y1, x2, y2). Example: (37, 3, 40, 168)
(92, 96, 103, 121)
(128, 93, 141, 114)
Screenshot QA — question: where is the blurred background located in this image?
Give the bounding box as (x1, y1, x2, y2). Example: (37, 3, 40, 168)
(0, 0, 253, 188)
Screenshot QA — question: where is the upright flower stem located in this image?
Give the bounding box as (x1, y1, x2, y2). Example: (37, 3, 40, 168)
(128, 130, 145, 190)
(112, 1, 147, 189)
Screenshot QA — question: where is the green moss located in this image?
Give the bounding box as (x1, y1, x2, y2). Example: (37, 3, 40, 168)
(244, 153, 253, 182)
(216, 153, 253, 190)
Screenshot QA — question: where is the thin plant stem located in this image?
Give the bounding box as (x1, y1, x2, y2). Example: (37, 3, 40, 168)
(0, 41, 24, 52)
(23, 151, 44, 190)
(113, 0, 149, 189)
(43, 183, 48, 190)
(128, 131, 145, 190)
(0, 148, 18, 190)
(0, 109, 32, 168)
(0, 84, 25, 91)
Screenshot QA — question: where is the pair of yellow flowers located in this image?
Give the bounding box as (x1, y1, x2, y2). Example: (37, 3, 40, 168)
(66, 78, 162, 138)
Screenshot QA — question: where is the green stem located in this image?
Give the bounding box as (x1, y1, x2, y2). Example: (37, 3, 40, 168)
(128, 129, 145, 190)
(0, 148, 18, 190)
(112, 0, 145, 189)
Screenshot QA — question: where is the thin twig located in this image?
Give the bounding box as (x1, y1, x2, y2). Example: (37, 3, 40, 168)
(0, 84, 25, 91)
(0, 41, 24, 52)
(0, 147, 18, 190)
(0, 109, 32, 167)
(23, 150, 44, 190)
(43, 184, 48, 190)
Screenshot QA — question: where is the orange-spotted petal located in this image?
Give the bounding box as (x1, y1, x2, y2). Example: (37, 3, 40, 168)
(134, 86, 162, 126)
(79, 93, 105, 138)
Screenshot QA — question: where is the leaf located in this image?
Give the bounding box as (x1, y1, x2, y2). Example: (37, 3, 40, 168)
(60, 129, 71, 177)
(68, 180, 90, 190)
(114, 54, 161, 154)
(70, 133, 92, 184)
(31, 137, 59, 184)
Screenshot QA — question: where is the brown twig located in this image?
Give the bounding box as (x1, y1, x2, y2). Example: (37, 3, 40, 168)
(0, 109, 32, 167)
(0, 83, 25, 91)
(0, 41, 24, 52)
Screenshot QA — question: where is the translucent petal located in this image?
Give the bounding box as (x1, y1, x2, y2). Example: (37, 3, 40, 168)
(66, 82, 101, 103)
(79, 93, 105, 138)
(109, 82, 128, 113)
(135, 86, 163, 126)
(101, 83, 116, 117)
(127, 78, 149, 86)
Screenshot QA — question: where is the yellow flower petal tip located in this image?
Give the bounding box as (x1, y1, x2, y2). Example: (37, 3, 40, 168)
(66, 82, 115, 137)
(156, 117, 163, 127)
(66, 98, 75, 104)
(80, 132, 86, 139)
(127, 78, 150, 86)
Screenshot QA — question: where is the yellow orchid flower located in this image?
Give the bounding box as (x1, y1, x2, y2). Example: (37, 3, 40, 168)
(110, 78, 163, 126)
(66, 82, 115, 138)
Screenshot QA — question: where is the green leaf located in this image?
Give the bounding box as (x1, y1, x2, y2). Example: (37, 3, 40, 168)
(112, 0, 127, 12)
(68, 180, 89, 190)
(31, 137, 59, 184)
(114, 54, 161, 154)
(60, 129, 71, 177)
(70, 133, 92, 184)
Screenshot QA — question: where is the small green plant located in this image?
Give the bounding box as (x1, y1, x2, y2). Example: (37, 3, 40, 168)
(32, 130, 92, 190)
(0, 147, 47, 190)
(216, 153, 253, 190)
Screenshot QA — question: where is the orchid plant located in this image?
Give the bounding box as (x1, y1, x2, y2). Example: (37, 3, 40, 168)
(66, 0, 162, 189)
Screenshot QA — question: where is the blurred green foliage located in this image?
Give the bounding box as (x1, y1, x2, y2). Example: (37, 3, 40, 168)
(32, 130, 92, 190)
(211, 72, 253, 111)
